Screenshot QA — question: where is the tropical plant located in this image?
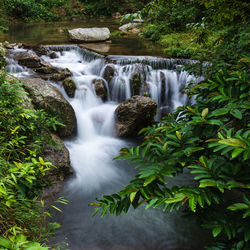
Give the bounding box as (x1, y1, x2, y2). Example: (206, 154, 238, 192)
(92, 58, 250, 249)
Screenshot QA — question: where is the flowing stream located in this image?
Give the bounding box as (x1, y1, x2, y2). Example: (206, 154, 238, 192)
(6, 45, 208, 249)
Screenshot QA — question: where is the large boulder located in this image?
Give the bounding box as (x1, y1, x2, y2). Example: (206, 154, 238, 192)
(115, 95, 157, 137)
(21, 77, 76, 138)
(50, 68, 72, 81)
(92, 78, 107, 99)
(68, 27, 111, 42)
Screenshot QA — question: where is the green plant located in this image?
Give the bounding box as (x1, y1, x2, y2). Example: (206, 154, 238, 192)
(0, 70, 64, 245)
(92, 59, 250, 249)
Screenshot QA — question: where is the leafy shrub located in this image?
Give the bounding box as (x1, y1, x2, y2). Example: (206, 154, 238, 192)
(0, 69, 63, 243)
(92, 59, 250, 249)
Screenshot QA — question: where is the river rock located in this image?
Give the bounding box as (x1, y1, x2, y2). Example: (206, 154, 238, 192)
(35, 61, 60, 74)
(43, 133, 73, 182)
(49, 51, 58, 59)
(16, 52, 43, 68)
(79, 43, 110, 54)
(23, 44, 48, 56)
(131, 73, 142, 96)
(103, 64, 115, 85)
(63, 77, 77, 98)
(50, 68, 72, 81)
(20, 77, 76, 138)
(115, 95, 157, 137)
(68, 27, 111, 42)
(119, 23, 140, 32)
(92, 78, 107, 99)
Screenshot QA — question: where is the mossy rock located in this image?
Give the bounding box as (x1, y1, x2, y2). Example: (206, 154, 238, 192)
(63, 77, 77, 98)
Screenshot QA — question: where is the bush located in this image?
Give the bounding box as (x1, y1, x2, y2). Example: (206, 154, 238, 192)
(0, 69, 62, 242)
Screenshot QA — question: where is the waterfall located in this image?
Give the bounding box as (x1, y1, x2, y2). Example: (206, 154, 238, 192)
(6, 46, 207, 249)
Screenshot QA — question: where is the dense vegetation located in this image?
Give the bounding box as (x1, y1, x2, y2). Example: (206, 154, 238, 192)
(0, 45, 64, 249)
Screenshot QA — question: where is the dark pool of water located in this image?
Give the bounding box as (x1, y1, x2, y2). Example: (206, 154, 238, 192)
(0, 18, 164, 56)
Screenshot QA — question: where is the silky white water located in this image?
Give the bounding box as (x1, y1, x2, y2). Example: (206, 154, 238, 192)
(6, 46, 207, 249)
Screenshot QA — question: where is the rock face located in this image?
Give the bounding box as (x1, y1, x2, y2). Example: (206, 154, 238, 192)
(68, 27, 111, 42)
(21, 77, 76, 138)
(63, 77, 77, 98)
(92, 78, 107, 99)
(50, 68, 72, 81)
(43, 133, 73, 182)
(115, 95, 157, 137)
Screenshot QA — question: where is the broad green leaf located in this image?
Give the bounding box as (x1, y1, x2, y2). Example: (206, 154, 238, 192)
(219, 138, 245, 147)
(212, 226, 222, 237)
(0, 237, 11, 248)
(165, 193, 186, 204)
(230, 109, 242, 119)
(143, 175, 156, 186)
(199, 181, 217, 188)
(130, 192, 137, 203)
(232, 148, 244, 158)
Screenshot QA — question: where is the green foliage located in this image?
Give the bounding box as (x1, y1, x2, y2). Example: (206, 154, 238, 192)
(92, 59, 250, 248)
(0, 70, 63, 244)
(1, 0, 67, 21)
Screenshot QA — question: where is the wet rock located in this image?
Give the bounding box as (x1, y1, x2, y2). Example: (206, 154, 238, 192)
(23, 44, 48, 56)
(50, 68, 72, 81)
(68, 27, 111, 42)
(92, 78, 107, 99)
(160, 71, 166, 104)
(49, 51, 58, 59)
(103, 64, 115, 85)
(35, 61, 60, 74)
(43, 133, 73, 182)
(115, 95, 157, 137)
(20, 77, 76, 138)
(131, 73, 142, 96)
(63, 77, 77, 98)
(16, 52, 43, 68)
(79, 43, 110, 54)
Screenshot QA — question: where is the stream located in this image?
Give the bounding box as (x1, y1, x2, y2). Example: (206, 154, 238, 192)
(3, 19, 210, 249)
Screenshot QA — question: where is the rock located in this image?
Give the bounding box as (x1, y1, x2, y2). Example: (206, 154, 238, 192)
(119, 23, 140, 32)
(92, 78, 107, 99)
(131, 73, 142, 96)
(68, 27, 111, 42)
(22, 44, 48, 56)
(115, 95, 157, 137)
(50, 68, 72, 81)
(160, 71, 166, 104)
(103, 64, 115, 85)
(20, 77, 76, 138)
(49, 51, 58, 59)
(113, 12, 122, 19)
(16, 52, 43, 68)
(79, 43, 110, 54)
(43, 133, 73, 182)
(35, 61, 60, 74)
(63, 77, 77, 98)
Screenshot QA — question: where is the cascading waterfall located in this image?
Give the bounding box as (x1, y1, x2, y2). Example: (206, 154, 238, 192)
(6, 45, 207, 249)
